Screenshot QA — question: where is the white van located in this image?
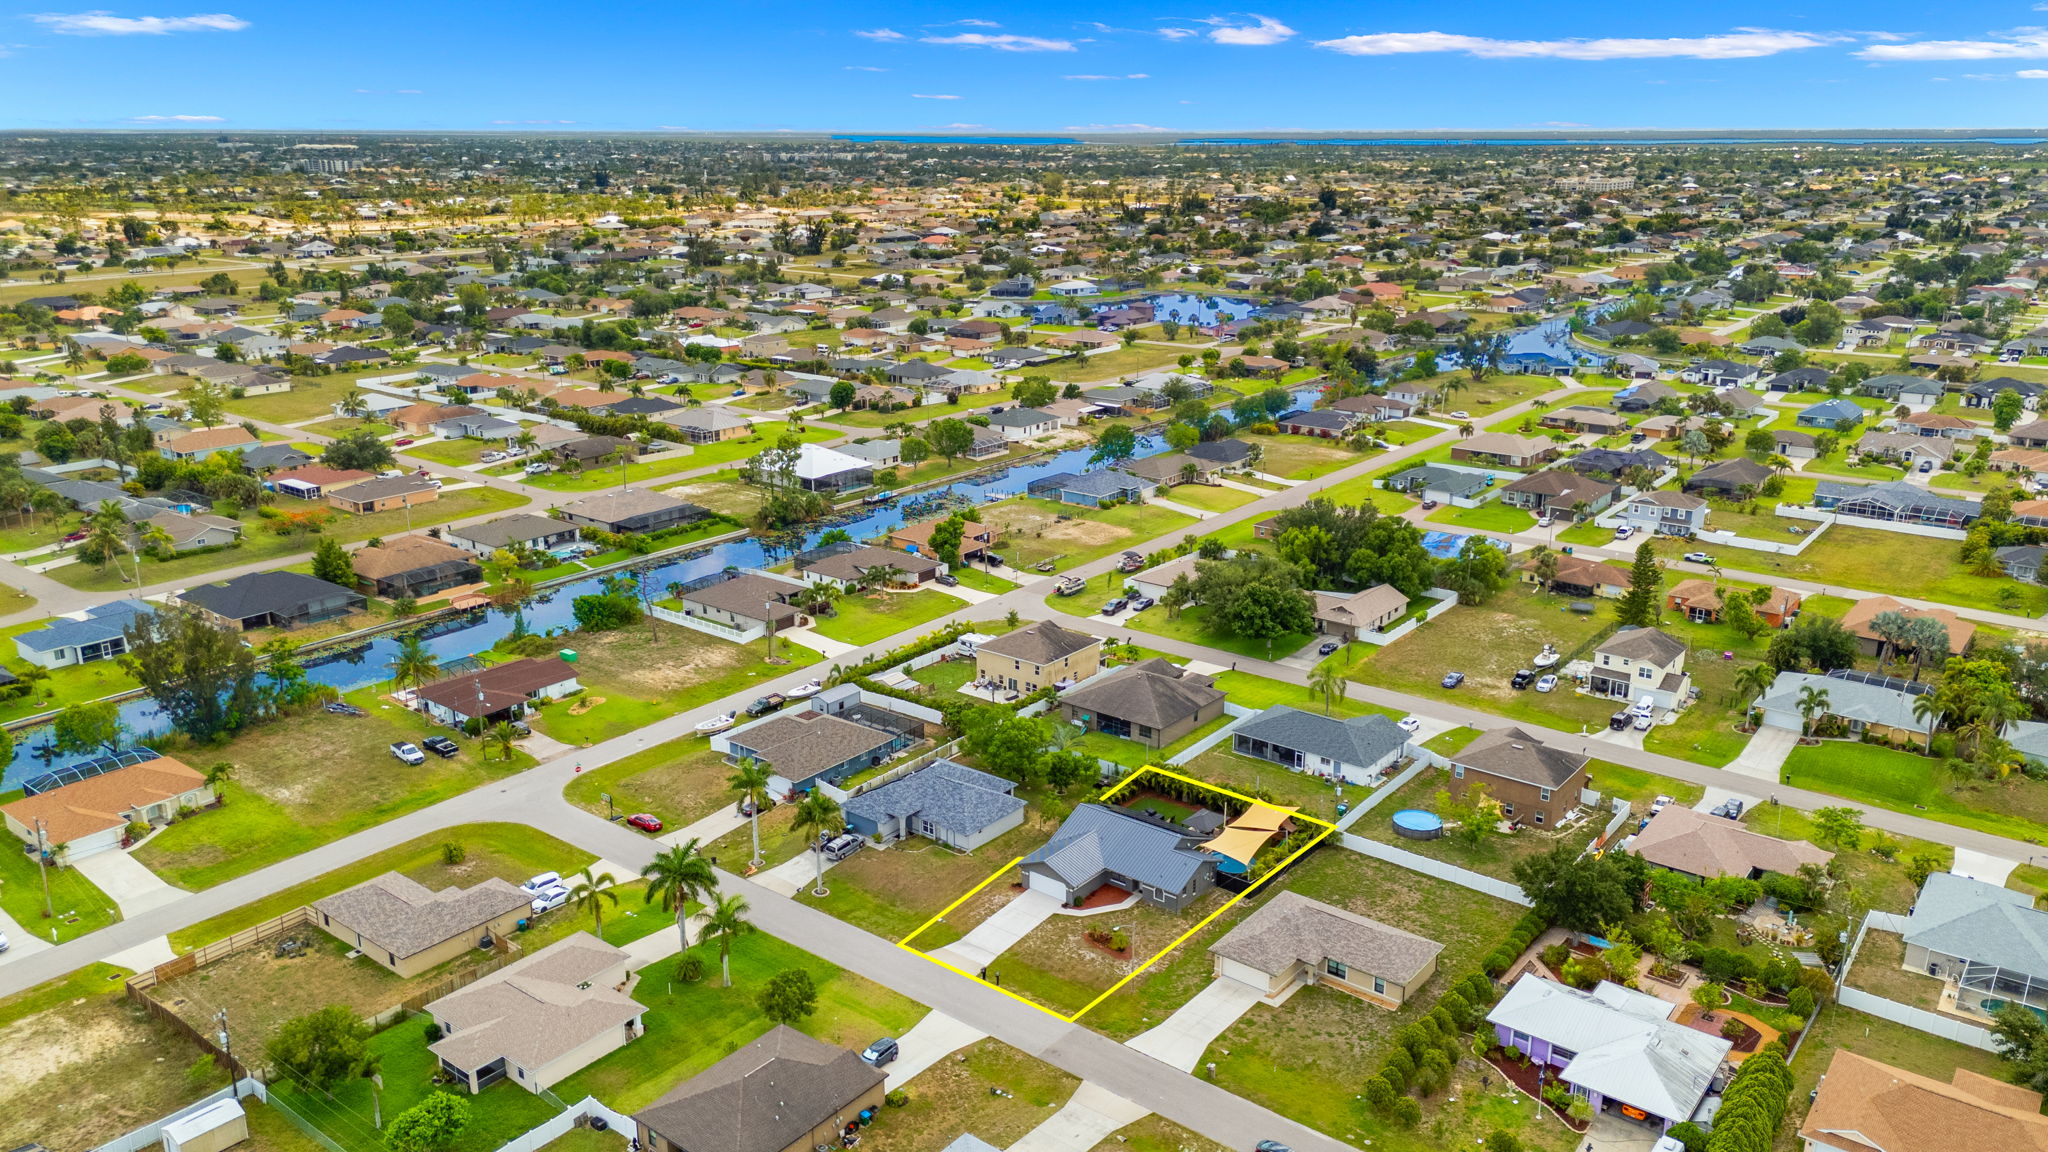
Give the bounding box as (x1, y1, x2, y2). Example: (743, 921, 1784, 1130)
(522, 871, 561, 893)
(1628, 695, 1656, 717)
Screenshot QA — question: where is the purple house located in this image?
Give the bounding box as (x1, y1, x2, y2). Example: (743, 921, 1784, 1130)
(1485, 974, 1730, 1130)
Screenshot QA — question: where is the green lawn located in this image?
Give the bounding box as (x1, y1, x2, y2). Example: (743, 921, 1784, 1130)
(1422, 726, 1481, 756)
(1424, 500, 1536, 534)
(49, 487, 531, 593)
(950, 567, 1017, 593)
(1115, 602, 1315, 661)
(0, 829, 122, 944)
(1301, 470, 1419, 514)
(0, 618, 142, 722)
(1160, 483, 1257, 513)
(811, 588, 962, 646)
(302, 417, 397, 439)
(399, 438, 496, 467)
(1247, 434, 1367, 480)
(221, 382, 366, 425)
(1209, 669, 1402, 720)
(167, 823, 594, 951)
(1071, 712, 1232, 771)
(1784, 1004, 2008, 1146)
(1782, 741, 2048, 846)
(981, 497, 1199, 570)
(529, 626, 819, 747)
(1729, 524, 2048, 614)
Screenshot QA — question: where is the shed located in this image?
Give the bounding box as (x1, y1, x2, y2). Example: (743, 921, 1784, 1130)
(160, 1098, 248, 1152)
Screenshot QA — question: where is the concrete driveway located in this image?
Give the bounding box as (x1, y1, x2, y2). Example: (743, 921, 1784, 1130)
(72, 849, 181, 916)
(1584, 1112, 1662, 1152)
(1125, 976, 1265, 1072)
(1694, 784, 1763, 817)
(1953, 848, 2021, 886)
(754, 847, 838, 897)
(1006, 1081, 1151, 1152)
(929, 889, 1059, 973)
(1726, 725, 1801, 784)
(883, 1011, 987, 1092)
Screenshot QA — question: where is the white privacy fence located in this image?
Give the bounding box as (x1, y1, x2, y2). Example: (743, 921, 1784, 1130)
(492, 1096, 636, 1152)
(1831, 907, 1998, 1052)
(90, 1080, 269, 1152)
(1340, 832, 1533, 906)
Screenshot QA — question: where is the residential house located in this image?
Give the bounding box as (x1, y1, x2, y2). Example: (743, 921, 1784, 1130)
(1899, 412, 1979, 439)
(1797, 398, 1866, 429)
(178, 571, 365, 631)
(1331, 394, 1418, 424)
(327, 474, 440, 515)
(841, 760, 1025, 851)
(443, 514, 582, 559)
(1756, 670, 1934, 747)
(159, 425, 260, 462)
(675, 571, 809, 636)
(1209, 891, 1443, 1008)
(890, 517, 998, 562)
(1056, 658, 1226, 749)
(1840, 595, 1975, 657)
(1618, 490, 1709, 537)
(785, 443, 875, 493)
(795, 544, 939, 591)
(1026, 469, 1156, 508)
(269, 465, 374, 500)
(556, 489, 707, 535)
(1381, 464, 1495, 507)
(1277, 409, 1359, 439)
(389, 403, 482, 437)
(1588, 627, 1690, 710)
(1900, 872, 2048, 1022)
(1021, 803, 1217, 911)
(1527, 553, 1630, 599)
(1486, 975, 1730, 1131)
(1813, 480, 1978, 529)
(986, 407, 1059, 442)
(1313, 584, 1410, 640)
(1498, 471, 1616, 517)
(1860, 374, 1947, 408)
(1683, 457, 1771, 498)
(632, 1027, 886, 1152)
(1450, 433, 1556, 469)
(1680, 359, 1761, 388)
(975, 620, 1101, 694)
(1630, 805, 1832, 881)
(1799, 1049, 2048, 1152)
(1995, 545, 2048, 583)
(1230, 705, 1410, 787)
(425, 933, 642, 1094)
(1449, 727, 1588, 828)
(1566, 448, 1666, 482)
(13, 599, 153, 669)
(142, 510, 243, 553)
(1856, 432, 1954, 471)
(414, 657, 583, 729)
(1539, 406, 1631, 436)
(1665, 579, 1800, 627)
(1, 755, 212, 862)
(310, 872, 531, 978)
(351, 536, 483, 599)
(658, 406, 754, 444)
(720, 689, 926, 796)
(1613, 381, 1681, 412)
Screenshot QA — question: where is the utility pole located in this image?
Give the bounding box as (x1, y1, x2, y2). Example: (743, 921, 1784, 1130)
(215, 1008, 240, 1093)
(32, 817, 51, 920)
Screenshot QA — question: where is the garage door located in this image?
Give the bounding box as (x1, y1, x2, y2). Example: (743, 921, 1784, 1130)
(1026, 870, 1067, 900)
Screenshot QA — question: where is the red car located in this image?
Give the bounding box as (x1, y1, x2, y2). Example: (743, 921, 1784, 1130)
(626, 813, 663, 833)
(61, 530, 88, 544)
(394, 437, 416, 446)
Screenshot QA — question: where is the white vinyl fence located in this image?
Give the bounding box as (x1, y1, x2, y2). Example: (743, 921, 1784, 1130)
(1836, 988, 2001, 1051)
(90, 1080, 268, 1152)
(1344, 588, 1460, 648)
(492, 1096, 635, 1152)
(1340, 832, 1532, 906)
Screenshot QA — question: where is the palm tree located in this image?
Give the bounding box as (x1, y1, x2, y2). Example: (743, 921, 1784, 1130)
(486, 721, 518, 761)
(569, 867, 618, 936)
(386, 632, 440, 692)
(701, 892, 754, 987)
(1308, 658, 1348, 715)
(339, 388, 369, 421)
(792, 792, 844, 897)
(1796, 684, 1831, 736)
(1733, 662, 1776, 707)
(727, 757, 772, 868)
(642, 839, 718, 950)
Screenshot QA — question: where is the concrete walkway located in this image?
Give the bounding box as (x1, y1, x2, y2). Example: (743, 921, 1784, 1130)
(752, 848, 836, 897)
(0, 905, 54, 961)
(778, 625, 857, 658)
(1726, 725, 1801, 784)
(1124, 977, 1265, 1072)
(929, 889, 1059, 973)
(883, 1010, 987, 1092)
(1145, 496, 1213, 521)
(1006, 1081, 1151, 1152)
(73, 849, 183, 916)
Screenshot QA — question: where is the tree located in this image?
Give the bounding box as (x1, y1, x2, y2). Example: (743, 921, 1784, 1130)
(900, 436, 931, 470)
(1309, 659, 1348, 715)
(701, 892, 755, 987)
(1089, 423, 1139, 468)
(1512, 843, 1647, 933)
(386, 1094, 470, 1152)
(1768, 614, 1858, 672)
(1615, 541, 1662, 627)
(1795, 683, 1831, 735)
(122, 608, 261, 744)
(757, 968, 818, 1025)
(1994, 388, 2026, 433)
(728, 757, 773, 867)
(928, 418, 976, 465)
(266, 1005, 370, 1093)
(1691, 981, 1726, 1020)
(1723, 589, 1767, 641)
(1436, 536, 1509, 605)
(829, 381, 857, 410)
(1811, 806, 1865, 851)
(386, 631, 440, 692)
(323, 429, 395, 473)
(1436, 782, 1500, 851)
(642, 839, 718, 950)
(50, 700, 126, 756)
(980, 713, 1051, 785)
(311, 537, 354, 586)
(792, 792, 843, 896)
(927, 511, 968, 569)
(569, 867, 619, 935)
(486, 721, 517, 761)
(1993, 1004, 2048, 1095)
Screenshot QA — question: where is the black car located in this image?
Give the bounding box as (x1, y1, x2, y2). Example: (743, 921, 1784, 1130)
(1102, 598, 1127, 615)
(1317, 640, 1340, 656)
(1711, 798, 1746, 821)
(934, 572, 959, 587)
(420, 736, 460, 759)
(1510, 669, 1535, 690)
(861, 1037, 899, 1066)
(1609, 710, 1632, 731)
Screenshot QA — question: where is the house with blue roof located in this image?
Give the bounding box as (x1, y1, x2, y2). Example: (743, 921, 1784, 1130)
(1021, 803, 1217, 910)
(1797, 398, 1866, 429)
(1025, 469, 1156, 508)
(15, 599, 155, 669)
(840, 760, 1025, 852)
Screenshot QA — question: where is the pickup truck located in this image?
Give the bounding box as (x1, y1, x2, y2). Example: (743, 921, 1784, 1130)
(745, 693, 787, 718)
(389, 741, 426, 766)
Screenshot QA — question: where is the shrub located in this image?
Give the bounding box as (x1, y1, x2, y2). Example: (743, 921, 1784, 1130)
(1109, 928, 1129, 952)
(1503, 1045, 1523, 1063)
(1665, 1121, 1710, 1152)
(1440, 990, 1472, 1029)
(1542, 1082, 1572, 1110)
(1700, 947, 1757, 984)
(1391, 1098, 1422, 1128)
(1567, 1098, 1593, 1125)
(1483, 948, 1514, 977)
(1485, 1132, 1522, 1152)
(1417, 1049, 1452, 1096)
(885, 1089, 909, 1108)
(1383, 1047, 1414, 1089)
(1721, 1017, 1749, 1040)
(1787, 987, 1816, 1018)
(1461, 972, 1497, 1005)
(678, 953, 706, 982)
(1362, 1076, 1396, 1113)
(440, 841, 465, 865)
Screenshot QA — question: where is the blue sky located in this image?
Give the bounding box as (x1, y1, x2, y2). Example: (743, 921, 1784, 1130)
(7, 3, 2048, 132)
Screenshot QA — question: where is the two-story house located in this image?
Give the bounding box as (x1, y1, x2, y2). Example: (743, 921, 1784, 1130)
(1588, 627, 1691, 710)
(1617, 490, 1709, 537)
(1449, 727, 1589, 829)
(973, 621, 1100, 696)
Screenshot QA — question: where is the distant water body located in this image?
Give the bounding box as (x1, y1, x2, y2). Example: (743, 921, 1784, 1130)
(833, 134, 2047, 146)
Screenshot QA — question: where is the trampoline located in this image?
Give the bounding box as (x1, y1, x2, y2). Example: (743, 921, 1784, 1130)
(1391, 809, 1444, 840)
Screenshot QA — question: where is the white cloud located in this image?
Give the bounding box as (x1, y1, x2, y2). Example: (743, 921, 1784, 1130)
(1858, 28, 2048, 60)
(1157, 27, 1199, 40)
(1064, 122, 1169, 131)
(844, 64, 888, 71)
(1202, 14, 1294, 46)
(1064, 72, 1149, 79)
(911, 93, 962, 99)
(1315, 28, 1841, 60)
(2022, 68, 2048, 76)
(920, 31, 1074, 50)
(854, 27, 906, 41)
(30, 11, 246, 34)
(126, 113, 223, 122)
(929, 122, 986, 128)
(396, 88, 419, 94)
(951, 18, 999, 27)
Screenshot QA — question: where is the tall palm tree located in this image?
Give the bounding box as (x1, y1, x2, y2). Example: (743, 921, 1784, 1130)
(339, 388, 369, 421)
(642, 839, 717, 950)
(569, 867, 618, 937)
(486, 721, 518, 761)
(727, 758, 773, 868)
(701, 893, 754, 987)
(1733, 662, 1776, 707)
(386, 632, 440, 692)
(792, 792, 843, 897)
(1796, 684, 1831, 736)
(1308, 658, 1348, 716)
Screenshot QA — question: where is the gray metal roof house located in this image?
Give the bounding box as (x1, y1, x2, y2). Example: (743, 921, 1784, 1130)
(841, 760, 1025, 851)
(1020, 803, 1216, 911)
(1230, 705, 1410, 787)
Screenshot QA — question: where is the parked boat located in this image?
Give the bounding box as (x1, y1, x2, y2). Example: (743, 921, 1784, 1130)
(787, 679, 822, 698)
(695, 712, 736, 734)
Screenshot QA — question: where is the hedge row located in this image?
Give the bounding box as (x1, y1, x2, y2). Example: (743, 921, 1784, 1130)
(1360, 970, 1501, 1127)
(1704, 1043, 1792, 1152)
(1482, 910, 1553, 977)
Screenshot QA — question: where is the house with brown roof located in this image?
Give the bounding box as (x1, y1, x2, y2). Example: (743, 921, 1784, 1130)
(1523, 553, 1629, 599)
(389, 403, 483, 436)
(720, 690, 927, 795)
(311, 872, 532, 977)
(270, 465, 374, 500)
(327, 473, 440, 514)
(159, 425, 260, 462)
(1799, 1049, 2048, 1152)
(975, 620, 1101, 695)
(795, 545, 939, 591)
(1, 755, 212, 861)
(889, 517, 998, 562)
(1589, 627, 1690, 710)
(1449, 727, 1588, 829)
(1630, 805, 1832, 881)
(634, 1026, 886, 1152)
(414, 656, 583, 729)
(1210, 890, 1443, 1008)
(1057, 658, 1225, 749)
(425, 932, 642, 1094)
(1840, 595, 1975, 658)
(1498, 470, 1616, 516)
(351, 535, 483, 599)
(1313, 584, 1410, 641)
(556, 488, 707, 535)
(1666, 579, 1800, 627)
(1450, 432, 1556, 469)
(673, 571, 809, 639)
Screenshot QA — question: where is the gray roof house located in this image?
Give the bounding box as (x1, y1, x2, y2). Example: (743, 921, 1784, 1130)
(634, 1026, 886, 1152)
(841, 760, 1025, 851)
(311, 873, 531, 977)
(442, 513, 583, 557)
(1026, 469, 1156, 508)
(1487, 974, 1730, 1130)
(1230, 705, 1410, 787)
(1021, 803, 1217, 911)
(1381, 464, 1494, 507)
(1056, 658, 1227, 750)
(1210, 890, 1443, 1007)
(1812, 480, 1978, 529)
(425, 932, 642, 1094)
(1901, 872, 2048, 1022)
(1756, 670, 1933, 746)
(178, 571, 366, 631)
(555, 488, 708, 535)
(13, 599, 155, 669)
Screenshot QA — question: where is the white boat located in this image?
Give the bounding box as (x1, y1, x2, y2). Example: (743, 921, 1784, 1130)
(787, 679, 823, 698)
(695, 712, 736, 734)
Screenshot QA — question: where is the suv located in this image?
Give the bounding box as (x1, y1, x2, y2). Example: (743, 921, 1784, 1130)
(934, 572, 959, 587)
(421, 736, 459, 759)
(819, 833, 865, 862)
(860, 1037, 899, 1067)
(1510, 669, 1535, 690)
(389, 741, 425, 765)
(1609, 710, 1632, 731)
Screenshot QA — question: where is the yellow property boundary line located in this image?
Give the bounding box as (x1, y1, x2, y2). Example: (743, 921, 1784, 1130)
(896, 764, 1338, 1022)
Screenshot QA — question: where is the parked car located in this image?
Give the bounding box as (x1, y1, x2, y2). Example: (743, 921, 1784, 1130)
(860, 1037, 899, 1067)
(388, 741, 425, 765)
(1317, 640, 1341, 656)
(1255, 1142, 1294, 1152)
(1632, 713, 1654, 731)
(1609, 710, 1632, 731)
(1535, 674, 1557, 693)
(420, 736, 459, 759)
(523, 872, 561, 893)
(1510, 669, 1535, 690)
(1650, 795, 1675, 814)
(524, 462, 554, 475)
(1536, 514, 1554, 528)
(0, 928, 9, 953)
(530, 885, 570, 914)
(1613, 524, 1635, 540)
(1420, 499, 1440, 510)
(1683, 551, 1714, 564)
(1440, 671, 1465, 688)
(61, 530, 88, 544)
(1447, 410, 1470, 420)
(1127, 595, 1155, 612)
(626, 813, 664, 833)
(819, 833, 865, 861)
(934, 572, 959, 587)
(1919, 458, 1935, 472)
(1101, 598, 1127, 615)
(480, 451, 507, 464)
(1711, 798, 1746, 820)
(393, 437, 416, 446)
(984, 553, 1006, 568)
(1396, 716, 1422, 734)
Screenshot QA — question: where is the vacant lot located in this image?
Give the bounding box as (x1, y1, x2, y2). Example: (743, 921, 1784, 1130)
(980, 496, 1198, 570)
(1732, 524, 2048, 614)
(812, 587, 962, 646)
(662, 475, 765, 520)
(809, 815, 1061, 944)
(563, 739, 748, 833)
(525, 622, 816, 746)
(155, 936, 445, 1052)
(1163, 483, 1257, 513)
(1781, 740, 2048, 846)
(862, 1039, 1081, 1152)
(1246, 434, 1362, 480)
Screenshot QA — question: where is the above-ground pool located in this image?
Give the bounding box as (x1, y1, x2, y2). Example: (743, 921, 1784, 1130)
(1392, 809, 1444, 840)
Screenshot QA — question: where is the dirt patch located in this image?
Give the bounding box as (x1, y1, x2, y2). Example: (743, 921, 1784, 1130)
(553, 620, 755, 699)
(153, 938, 444, 1050)
(0, 994, 227, 1152)
(983, 502, 1130, 549)
(663, 479, 763, 519)
(568, 696, 606, 715)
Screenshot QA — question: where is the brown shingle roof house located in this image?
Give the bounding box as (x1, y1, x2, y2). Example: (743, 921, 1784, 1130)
(426, 932, 643, 1094)
(350, 535, 483, 599)
(1057, 657, 1226, 749)
(1630, 804, 1833, 881)
(1210, 890, 1444, 1008)
(1, 755, 212, 861)
(974, 620, 1102, 694)
(634, 1025, 886, 1152)
(414, 656, 583, 728)
(1449, 727, 1589, 829)
(312, 872, 532, 977)
(1799, 1049, 2048, 1152)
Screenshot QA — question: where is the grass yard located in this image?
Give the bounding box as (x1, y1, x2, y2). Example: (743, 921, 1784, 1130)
(553, 932, 924, 1113)
(1210, 668, 1403, 720)
(811, 588, 963, 647)
(659, 473, 764, 520)
(523, 624, 818, 747)
(1726, 525, 2048, 614)
(0, 826, 122, 944)
(1348, 762, 1601, 879)
(1160, 483, 1257, 513)
(1071, 712, 1232, 772)
(1115, 602, 1314, 661)
(1245, 434, 1365, 480)
(1033, 344, 1186, 382)
(861, 1040, 1089, 1152)
(1781, 740, 2048, 846)
(1742, 800, 1951, 915)
(1783, 1004, 2007, 1152)
(951, 566, 1018, 593)
(1844, 930, 1947, 1010)
(979, 496, 1199, 570)
(1423, 727, 1482, 756)
(1424, 500, 1537, 533)
(49, 487, 531, 593)
(301, 417, 397, 439)
(135, 690, 542, 891)
(1176, 746, 1353, 819)
(398, 437, 496, 468)
(220, 383, 368, 425)
(807, 815, 1063, 944)
(562, 739, 751, 835)
(1300, 469, 1421, 513)
(981, 885, 1240, 1019)
(0, 618, 143, 723)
